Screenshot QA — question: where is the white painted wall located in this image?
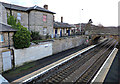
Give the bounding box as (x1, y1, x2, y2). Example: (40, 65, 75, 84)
(13, 36, 86, 67)
(0, 74, 9, 84)
(0, 50, 2, 73)
(14, 42, 52, 67)
(2, 51, 12, 71)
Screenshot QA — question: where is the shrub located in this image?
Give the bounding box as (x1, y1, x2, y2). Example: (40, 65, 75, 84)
(31, 31, 42, 41)
(46, 33, 51, 39)
(13, 27, 31, 49)
(7, 15, 31, 49)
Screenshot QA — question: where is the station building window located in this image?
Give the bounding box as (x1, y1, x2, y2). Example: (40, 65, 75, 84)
(0, 34, 4, 42)
(43, 15, 47, 22)
(43, 27, 47, 35)
(17, 13, 21, 21)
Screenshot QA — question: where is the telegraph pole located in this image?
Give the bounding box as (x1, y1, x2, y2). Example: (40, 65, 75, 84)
(80, 9, 83, 35)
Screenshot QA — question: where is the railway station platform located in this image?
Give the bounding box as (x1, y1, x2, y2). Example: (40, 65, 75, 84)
(91, 48, 119, 83)
(1, 38, 117, 83)
(2, 44, 88, 83)
(11, 45, 96, 83)
(103, 48, 119, 83)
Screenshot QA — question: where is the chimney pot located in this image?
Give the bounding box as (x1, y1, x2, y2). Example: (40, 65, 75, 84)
(44, 5, 48, 10)
(61, 16, 63, 23)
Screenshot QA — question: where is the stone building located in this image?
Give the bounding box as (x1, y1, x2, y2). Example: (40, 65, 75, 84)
(1, 2, 55, 36)
(0, 3, 7, 24)
(74, 23, 87, 35)
(0, 3, 17, 73)
(54, 17, 74, 37)
(0, 3, 17, 48)
(0, 23, 17, 48)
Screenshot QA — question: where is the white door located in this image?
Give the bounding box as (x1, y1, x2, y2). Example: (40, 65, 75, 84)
(2, 51, 12, 71)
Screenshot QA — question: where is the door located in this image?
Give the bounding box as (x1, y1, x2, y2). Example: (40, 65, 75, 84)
(60, 29, 62, 37)
(2, 50, 12, 71)
(55, 29, 57, 37)
(68, 30, 70, 36)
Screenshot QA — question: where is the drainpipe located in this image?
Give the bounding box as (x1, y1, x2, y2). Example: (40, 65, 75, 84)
(74, 27, 75, 36)
(8, 32, 10, 49)
(28, 11, 30, 31)
(10, 4, 12, 16)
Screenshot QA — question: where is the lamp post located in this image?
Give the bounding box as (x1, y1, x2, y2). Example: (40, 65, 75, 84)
(80, 9, 83, 35)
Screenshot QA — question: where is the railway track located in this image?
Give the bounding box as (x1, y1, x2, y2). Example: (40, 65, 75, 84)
(25, 39, 117, 84)
(74, 40, 118, 83)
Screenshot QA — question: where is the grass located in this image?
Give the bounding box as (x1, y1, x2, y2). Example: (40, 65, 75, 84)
(3, 62, 36, 75)
(31, 39, 54, 44)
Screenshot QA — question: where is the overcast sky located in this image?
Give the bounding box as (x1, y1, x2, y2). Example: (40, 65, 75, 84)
(0, 0, 119, 26)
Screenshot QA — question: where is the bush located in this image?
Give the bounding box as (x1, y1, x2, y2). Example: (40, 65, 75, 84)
(32, 40, 43, 44)
(13, 27, 31, 49)
(7, 15, 31, 49)
(31, 31, 42, 41)
(46, 33, 51, 39)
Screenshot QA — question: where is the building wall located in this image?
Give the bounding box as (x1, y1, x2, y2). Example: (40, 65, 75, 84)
(54, 28, 72, 37)
(14, 42, 52, 67)
(5, 8, 54, 36)
(0, 49, 2, 73)
(6, 9, 29, 29)
(57, 28, 60, 35)
(52, 36, 86, 54)
(0, 32, 14, 48)
(0, 3, 7, 24)
(29, 10, 54, 36)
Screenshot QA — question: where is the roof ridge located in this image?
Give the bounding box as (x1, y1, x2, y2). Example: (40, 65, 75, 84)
(33, 5, 37, 9)
(0, 1, 28, 8)
(1, 1, 55, 14)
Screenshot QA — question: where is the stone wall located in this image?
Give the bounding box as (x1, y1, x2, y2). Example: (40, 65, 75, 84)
(52, 36, 86, 54)
(0, 49, 2, 73)
(14, 42, 52, 67)
(86, 26, 118, 35)
(29, 10, 54, 35)
(0, 3, 7, 24)
(6, 9, 54, 36)
(13, 36, 86, 67)
(0, 36, 86, 71)
(6, 9, 28, 29)
(0, 32, 14, 48)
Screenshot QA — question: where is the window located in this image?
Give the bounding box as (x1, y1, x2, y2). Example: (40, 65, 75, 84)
(17, 13, 21, 21)
(0, 34, 4, 42)
(43, 28, 47, 35)
(43, 15, 47, 22)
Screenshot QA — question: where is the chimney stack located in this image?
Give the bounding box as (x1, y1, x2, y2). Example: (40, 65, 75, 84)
(61, 16, 63, 23)
(53, 15, 55, 22)
(44, 4, 48, 10)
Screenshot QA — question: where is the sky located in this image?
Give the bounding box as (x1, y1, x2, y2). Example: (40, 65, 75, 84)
(0, 0, 119, 27)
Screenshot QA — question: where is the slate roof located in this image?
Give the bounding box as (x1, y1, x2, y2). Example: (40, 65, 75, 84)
(0, 23, 17, 32)
(1, 2, 28, 11)
(1, 2, 55, 14)
(54, 22, 74, 28)
(27, 5, 55, 14)
(74, 23, 87, 28)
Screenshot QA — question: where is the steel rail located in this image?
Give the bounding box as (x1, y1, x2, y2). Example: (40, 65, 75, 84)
(30, 39, 114, 83)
